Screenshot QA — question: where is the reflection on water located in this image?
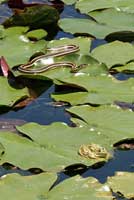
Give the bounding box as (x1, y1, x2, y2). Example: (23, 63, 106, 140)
(0, 85, 72, 125)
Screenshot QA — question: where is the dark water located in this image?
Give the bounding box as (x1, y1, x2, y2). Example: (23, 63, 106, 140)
(0, 3, 134, 197)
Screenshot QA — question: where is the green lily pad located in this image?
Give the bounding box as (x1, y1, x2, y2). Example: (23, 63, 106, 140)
(0, 108, 134, 170)
(52, 75, 134, 105)
(0, 172, 57, 200)
(0, 77, 29, 107)
(0, 0, 7, 3)
(67, 105, 134, 141)
(16, 122, 114, 168)
(61, 0, 76, 4)
(0, 122, 114, 170)
(26, 29, 47, 40)
(13, 37, 96, 79)
(47, 37, 92, 55)
(59, 18, 134, 39)
(35, 55, 99, 81)
(112, 61, 134, 73)
(75, 0, 134, 14)
(91, 41, 134, 68)
(0, 26, 47, 68)
(108, 172, 134, 198)
(89, 8, 134, 28)
(48, 175, 113, 200)
(0, 25, 4, 38)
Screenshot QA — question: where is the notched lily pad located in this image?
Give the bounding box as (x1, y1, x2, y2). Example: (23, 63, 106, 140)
(0, 26, 47, 68)
(108, 172, 134, 198)
(67, 105, 134, 146)
(48, 175, 113, 200)
(0, 172, 57, 200)
(0, 77, 29, 107)
(52, 75, 134, 105)
(91, 41, 134, 69)
(75, 0, 134, 14)
(14, 37, 96, 79)
(112, 61, 134, 73)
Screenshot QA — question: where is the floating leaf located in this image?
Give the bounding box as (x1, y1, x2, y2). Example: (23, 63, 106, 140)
(108, 172, 134, 198)
(47, 37, 92, 55)
(75, 0, 134, 14)
(112, 61, 134, 73)
(0, 26, 47, 68)
(16, 122, 115, 168)
(13, 37, 96, 79)
(0, 77, 29, 107)
(0, 172, 57, 200)
(89, 8, 134, 29)
(48, 175, 112, 200)
(52, 75, 134, 105)
(91, 41, 134, 68)
(26, 29, 47, 40)
(61, 0, 76, 5)
(59, 18, 134, 39)
(67, 105, 134, 142)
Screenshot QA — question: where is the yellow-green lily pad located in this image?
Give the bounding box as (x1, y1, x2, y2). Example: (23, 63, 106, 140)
(108, 172, 134, 198)
(0, 172, 57, 200)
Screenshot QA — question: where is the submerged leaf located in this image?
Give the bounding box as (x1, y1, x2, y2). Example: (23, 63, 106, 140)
(3, 5, 59, 29)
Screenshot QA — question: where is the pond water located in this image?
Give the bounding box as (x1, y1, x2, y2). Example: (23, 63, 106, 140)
(0, 1, 134, 194)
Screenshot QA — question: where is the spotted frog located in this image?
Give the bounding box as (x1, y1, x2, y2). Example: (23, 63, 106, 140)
(78, 143, 110, 159)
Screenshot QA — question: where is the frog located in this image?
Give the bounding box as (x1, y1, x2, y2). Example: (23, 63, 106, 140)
(78, 143, 110, 159)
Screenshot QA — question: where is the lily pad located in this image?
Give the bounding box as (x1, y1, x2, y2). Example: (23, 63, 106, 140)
(0, 172, 57, 200)
(0, 26, 47, 68)
(16, 122, 114, 168)
(26, 29, 47, 40)
(108, 172, 134, 198)
(59, 18, 134, 39)
(13, 37, 97, 79)
(48, 175, 112, 200)
(89, 8, 134, 28)
(75, 0, 134, 14)
(61, 0, 76, 4)
(112, 61, 134, 73)
(47, 37, 92, 55)
(0, 77, 29, 107)
(67, 105, 134, 142)
(91, 41, 134, 68)
(0, 122, 116, 170)
(52, 75, 134, 105)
